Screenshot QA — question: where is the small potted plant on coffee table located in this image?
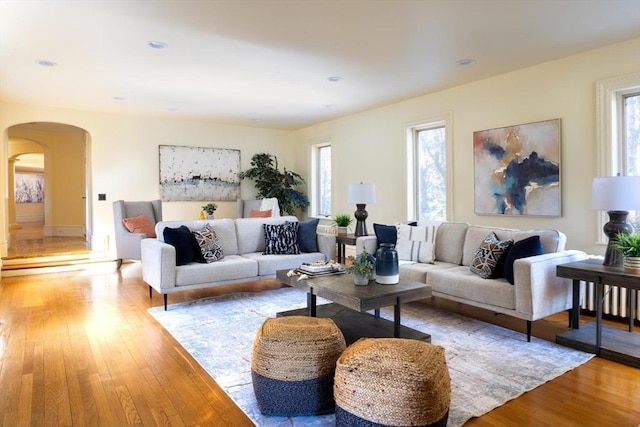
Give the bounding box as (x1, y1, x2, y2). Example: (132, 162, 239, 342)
(202, 203, 217, 219)
(333, 214, 353, 236)
(613, 231, 640, 274)
(345, 250, 375, 285)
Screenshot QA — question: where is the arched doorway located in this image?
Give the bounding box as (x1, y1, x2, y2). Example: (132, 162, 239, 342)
(3, 122, 91, 265)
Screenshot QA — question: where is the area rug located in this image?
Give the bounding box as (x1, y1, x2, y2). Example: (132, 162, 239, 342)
(148, 287, 593, 427)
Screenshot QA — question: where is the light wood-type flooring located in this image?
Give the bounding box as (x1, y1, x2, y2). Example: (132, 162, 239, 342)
(0, 261, 639, 426)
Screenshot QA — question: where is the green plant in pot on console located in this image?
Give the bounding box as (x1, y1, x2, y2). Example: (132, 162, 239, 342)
(345, 250, 375, 285)
(613, 232, 640, 274)
(333, 214, 353, 235)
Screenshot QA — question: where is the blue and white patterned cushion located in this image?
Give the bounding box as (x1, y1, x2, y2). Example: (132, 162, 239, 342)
(192, 223, 224, 263)
(470, 232, 513, 279)
(263, 222, 300, 255)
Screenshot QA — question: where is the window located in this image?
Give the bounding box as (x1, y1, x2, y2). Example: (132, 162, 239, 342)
(311, 143, 331, 217)
(596, 74, 640, 239)
(406, 113, 452, 221)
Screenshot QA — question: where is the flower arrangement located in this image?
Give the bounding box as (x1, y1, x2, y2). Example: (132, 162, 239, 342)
(202, 203, 218, 215)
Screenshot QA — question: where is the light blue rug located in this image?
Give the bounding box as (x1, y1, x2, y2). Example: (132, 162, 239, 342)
(148, 287, 593, 426)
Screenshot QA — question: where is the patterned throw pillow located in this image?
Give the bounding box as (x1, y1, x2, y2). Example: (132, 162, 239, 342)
(470, 232, 514, 279)
(395, 222, 441, 264)
(263, 222, 300, 255)
(192, 223, 224, 263)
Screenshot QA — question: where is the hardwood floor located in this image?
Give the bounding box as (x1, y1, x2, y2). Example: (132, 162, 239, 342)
(0, 262, 639, 426)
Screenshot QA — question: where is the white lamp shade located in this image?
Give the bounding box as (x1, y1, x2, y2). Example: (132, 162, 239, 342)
(348, 183, 376, 204)
(591, 176, 640, 211)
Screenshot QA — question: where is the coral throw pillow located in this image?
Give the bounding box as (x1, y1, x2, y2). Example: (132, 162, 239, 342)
(250, 209, 272, 218)
(123, 214, 156, 238)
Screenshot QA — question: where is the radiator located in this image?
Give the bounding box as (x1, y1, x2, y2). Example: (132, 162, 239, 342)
(582, 281, 640, 321)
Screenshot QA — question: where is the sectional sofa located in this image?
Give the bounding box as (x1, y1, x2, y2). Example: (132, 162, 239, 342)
(357, 222, 587, 341)
(141, 216, 336, 309)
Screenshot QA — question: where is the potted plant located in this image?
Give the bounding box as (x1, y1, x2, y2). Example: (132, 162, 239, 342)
(333, 214, 353, 236)
(239, 153, 310, 215)
(345, 250, 375, 285)
(613, 232, 640, 274)
(202, 203, 217, 219)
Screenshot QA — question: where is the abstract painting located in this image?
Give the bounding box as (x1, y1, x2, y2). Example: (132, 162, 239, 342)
(159, 145, 240, 201)
(473, 119, 561, 216)
(15, 172, 44, 203)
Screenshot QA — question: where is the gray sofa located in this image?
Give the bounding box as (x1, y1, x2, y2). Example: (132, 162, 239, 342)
(142, 216, 335, 309)
(357, 222, 587, 341)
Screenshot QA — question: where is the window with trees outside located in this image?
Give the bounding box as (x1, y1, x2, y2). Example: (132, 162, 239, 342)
(407, 114, 452, 222)
(312, 143, 331, 217)
(596, 74, 640, 240)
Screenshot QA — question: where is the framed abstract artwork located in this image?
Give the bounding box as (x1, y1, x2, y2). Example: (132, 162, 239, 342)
(473, 119, 561, 216)
(159, 145, 241, 201)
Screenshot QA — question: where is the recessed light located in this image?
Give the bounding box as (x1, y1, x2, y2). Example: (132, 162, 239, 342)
(325, 104, 336, 109)
(456, 58, 476, 66)
(327, 76, 343, 82)
(147, 41, 168, 49)
(166, 107, 178, 112)
(113, 96, 126, 101)
(35, 60, 57, 67)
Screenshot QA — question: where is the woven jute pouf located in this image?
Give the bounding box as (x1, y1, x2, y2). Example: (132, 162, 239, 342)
(251, 316, 347, 416)
(334, 338, 450, 427)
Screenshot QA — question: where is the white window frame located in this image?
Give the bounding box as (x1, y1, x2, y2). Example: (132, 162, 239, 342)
(595, 73, 640, 244)
(405, 111, 453, 222)
(310, 142, 332, 218)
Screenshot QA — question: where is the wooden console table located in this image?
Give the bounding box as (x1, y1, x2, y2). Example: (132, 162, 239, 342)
(556, 259, 639, 368)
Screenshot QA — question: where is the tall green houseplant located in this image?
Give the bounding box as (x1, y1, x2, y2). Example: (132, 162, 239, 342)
(240, 153, 310, 215)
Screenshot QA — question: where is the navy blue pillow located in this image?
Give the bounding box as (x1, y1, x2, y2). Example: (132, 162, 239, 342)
(163, 225, 197, 266)
(296, 218, 319, 253)
(502, 235, 543, 285)
(374, 223, 397, 245)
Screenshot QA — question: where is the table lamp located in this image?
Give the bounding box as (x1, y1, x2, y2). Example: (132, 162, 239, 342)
(591, 176, 640, 266)
(348, 182, 376, 237)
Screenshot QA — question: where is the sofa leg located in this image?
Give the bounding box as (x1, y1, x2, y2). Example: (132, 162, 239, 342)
(116, 258, 123, 269)
(164, 294, 168, 311)
(526, 320, 532, 342)
(149, 286, 152, 299)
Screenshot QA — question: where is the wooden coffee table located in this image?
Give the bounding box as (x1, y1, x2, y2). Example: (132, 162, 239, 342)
(275, 269, 432, 344)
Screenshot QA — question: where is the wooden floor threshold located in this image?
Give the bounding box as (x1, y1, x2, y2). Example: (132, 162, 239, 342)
(1, 256, 115, 276)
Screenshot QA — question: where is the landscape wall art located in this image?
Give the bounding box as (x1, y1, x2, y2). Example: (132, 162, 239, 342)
(473, 119, 561, 216)
(159, 145, 240, 201)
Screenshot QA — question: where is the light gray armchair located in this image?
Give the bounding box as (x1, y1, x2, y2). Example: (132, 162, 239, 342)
(237, 197, 281, 218)
(113, 199, 162, 269)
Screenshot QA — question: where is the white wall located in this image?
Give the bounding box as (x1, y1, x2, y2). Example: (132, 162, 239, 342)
(294, 38, 640, 256)
(0, 106, 296, 257)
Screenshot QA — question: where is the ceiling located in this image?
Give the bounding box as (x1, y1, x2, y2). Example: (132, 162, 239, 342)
(1, 0, 639, 130)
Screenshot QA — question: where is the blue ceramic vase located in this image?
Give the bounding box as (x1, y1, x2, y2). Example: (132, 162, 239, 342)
(375, 243, 399, 284)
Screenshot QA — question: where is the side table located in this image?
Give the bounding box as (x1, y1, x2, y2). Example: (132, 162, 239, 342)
(336, 234, 362, 264)
(556, 259, 640, 368)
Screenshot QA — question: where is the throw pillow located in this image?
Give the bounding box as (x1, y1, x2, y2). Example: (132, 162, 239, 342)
(502, 235, 543, 285)
(374, 223, 397, 245)
(296, 218, 319, 253)
(122, 213, 156, 238)
(250, 209, 272, 218)
(395, 222, 441, 264)
(263, 222, 300, 255)
(470, 232, 513, 279)
(192, 223, 224, 263)
(163, 225, 197, 266)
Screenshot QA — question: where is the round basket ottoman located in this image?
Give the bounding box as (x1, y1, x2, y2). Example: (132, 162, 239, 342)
(334, 338, 450, 427)
(251, 316, 347, 416)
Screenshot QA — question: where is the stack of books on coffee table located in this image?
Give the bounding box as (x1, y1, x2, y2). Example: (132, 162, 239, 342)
(297, 262, 345, 276)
